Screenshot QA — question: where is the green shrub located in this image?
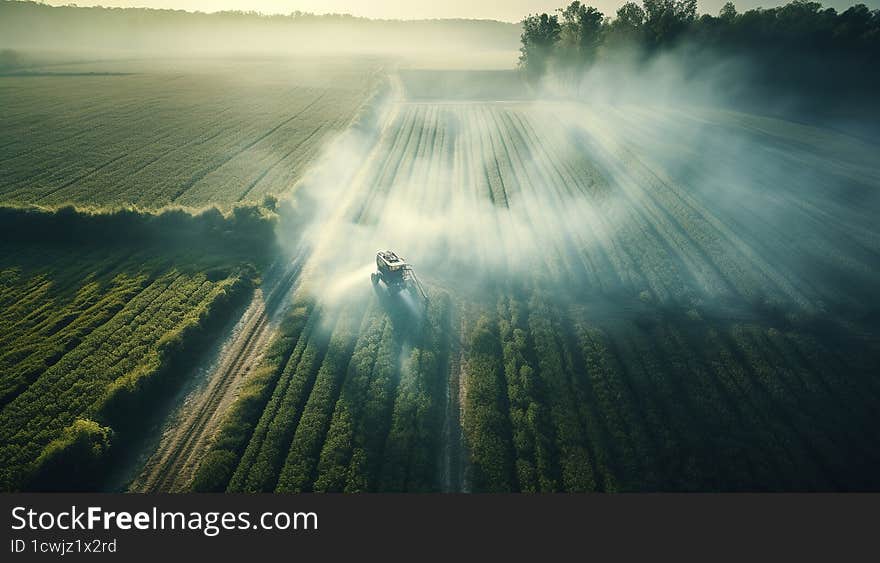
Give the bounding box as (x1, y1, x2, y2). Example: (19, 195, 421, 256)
(28, 419, 112, 491)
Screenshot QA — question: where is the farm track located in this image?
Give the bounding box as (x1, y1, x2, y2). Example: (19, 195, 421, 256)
(130, 258, 304, 493)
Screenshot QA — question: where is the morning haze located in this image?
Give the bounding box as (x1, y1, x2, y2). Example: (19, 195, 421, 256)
(43, 0, 880, 20)
(0, 0, 878, 496)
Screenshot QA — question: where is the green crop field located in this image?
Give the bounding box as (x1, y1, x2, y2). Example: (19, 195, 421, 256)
(191, 82, 880, 493)
(0, 203, 280, 491)
(0, 56, 383, 491)
(1, 4, 878, 494)
(0, 242, 253, 490)
(0, 57, 384, 208)
(191, 291, 451, 493)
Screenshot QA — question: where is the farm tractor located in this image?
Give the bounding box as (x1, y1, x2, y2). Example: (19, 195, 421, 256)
(371, 250, 429, 304)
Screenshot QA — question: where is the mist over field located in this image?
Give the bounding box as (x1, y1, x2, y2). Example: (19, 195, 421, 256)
(0, 1, 520, 66)
(1, 0, 879, 493)
(259, 27, 880, 491)
(282, 53, 878, 312)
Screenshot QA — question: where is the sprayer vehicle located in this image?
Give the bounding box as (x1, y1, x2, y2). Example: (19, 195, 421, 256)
(371, 250, 428, 304)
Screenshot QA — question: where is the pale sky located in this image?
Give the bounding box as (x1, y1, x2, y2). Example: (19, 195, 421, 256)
(44, 0, 876, 21)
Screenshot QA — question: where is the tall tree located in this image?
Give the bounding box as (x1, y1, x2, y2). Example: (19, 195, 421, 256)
(642, 0, 698, 47)
(719, 2, 738, 23)
(606, 2, 647, 47)
(558, 2, 605, 69)
(519, 13, 562, 81)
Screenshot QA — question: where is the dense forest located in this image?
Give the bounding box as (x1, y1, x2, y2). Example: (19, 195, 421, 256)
(520, 1, 880, 113)
(521, 0, 880, 73)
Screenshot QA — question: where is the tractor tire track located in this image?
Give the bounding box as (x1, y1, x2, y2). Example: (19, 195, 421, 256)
(130, 259, 304, 492)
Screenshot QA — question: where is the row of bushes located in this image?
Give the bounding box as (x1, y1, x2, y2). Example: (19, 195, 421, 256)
(462, 290, 608, 492)
(497, 295, 559, 492)
(0, 203, 278, 258)
(275, 305, 363, 491)
(461, 312, 516, 491)
(377, 294, 450, 492)
(469, 283, 880, 490)
(311, 308, 393, 492)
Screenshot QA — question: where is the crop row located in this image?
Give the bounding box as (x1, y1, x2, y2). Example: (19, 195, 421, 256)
(358, 102, 878, 316)
(457, 282, 880, 491)
(323, 100, 879, 491)
(347, 101, 880, 491)
(573, 104, 880, 309)
(194, 285, 452, 492)
(188, 97, 880, 492)
(0, 240, 256, 490)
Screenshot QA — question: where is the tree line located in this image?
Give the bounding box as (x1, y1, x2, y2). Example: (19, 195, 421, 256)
(520, 1, 880, 93)
(0, 203, 278, 258)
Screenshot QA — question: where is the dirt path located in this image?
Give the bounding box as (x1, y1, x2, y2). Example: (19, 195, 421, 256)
(457, 311, 472, 493)
(129, 259, 303, 493)
(439, 303, 464, 493)
(436, 302, 471, 493)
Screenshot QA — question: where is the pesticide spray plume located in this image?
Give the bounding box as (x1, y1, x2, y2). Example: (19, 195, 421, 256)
(273, 43, 879, 321)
